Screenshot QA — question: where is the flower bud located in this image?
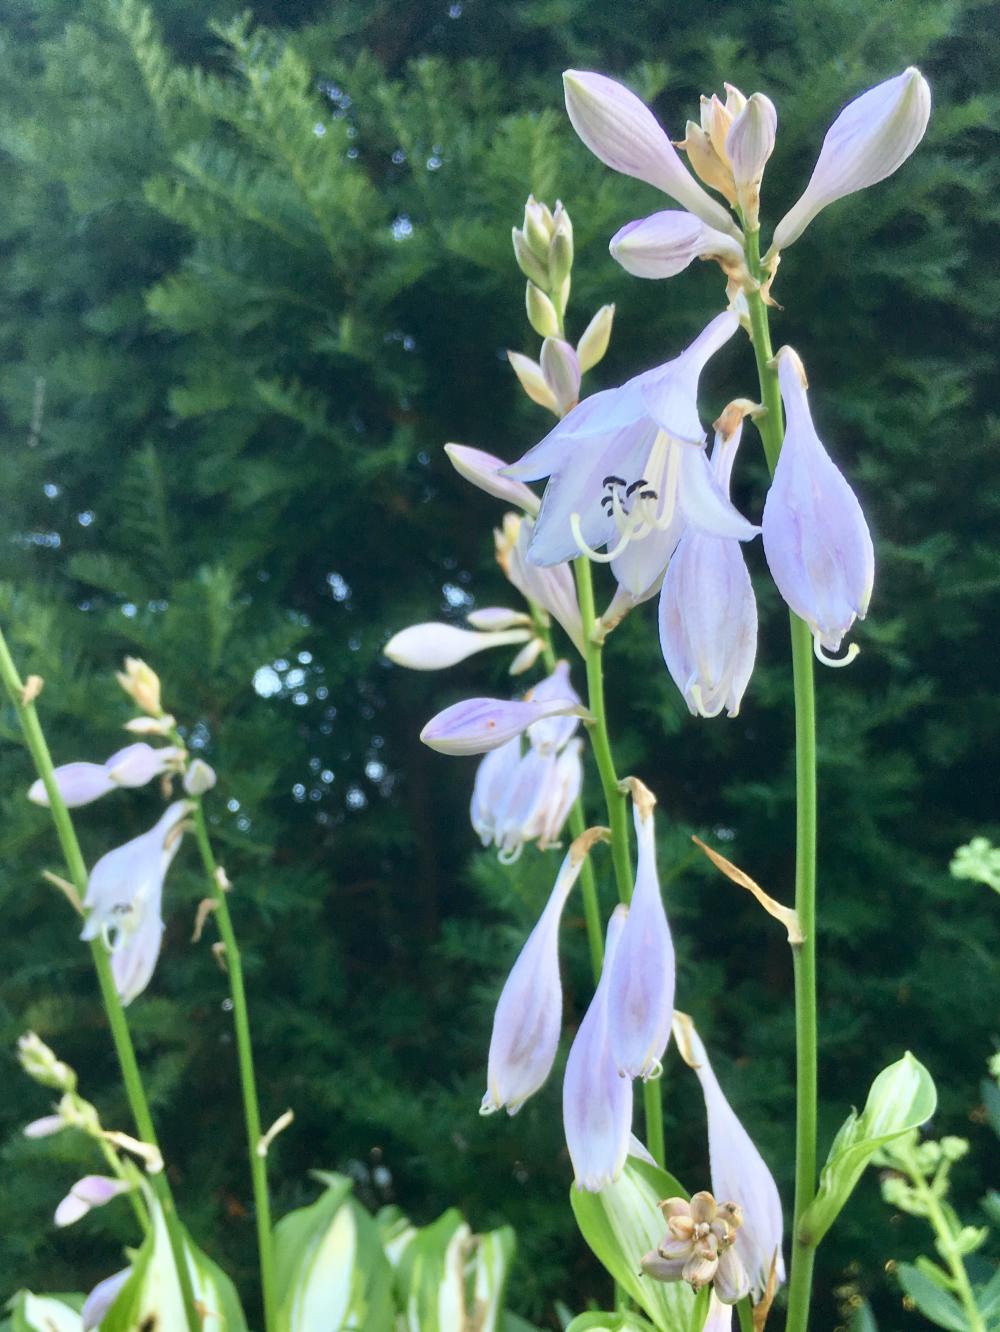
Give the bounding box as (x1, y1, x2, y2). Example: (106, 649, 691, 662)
(540, 337, 581, 415)
(55, 1174, 133, 1227)
(576, 304, 615, 373)
(726, 93, 777, 230)
(420, 696, 584, 756)
(17, 1032, 76, 1091)
(384, 622, 531, 671)
(507, 350, 559, 414)
(24, 1114, 66, 1138)
(522, 194, 555, 258)
(563, 70, 740, 236)
(770, 68, 931, 254)
(609, 210, 747, 280)
(607, 783, 675, 1079)
(762, 348, 874, 661)
(116, 657, 162, 716)
(548, 208, 574, 288)
(512, 227, 550, 288)
(526, 282, 561, 338)
(183, 759, 216, 796)
(508, 637, 544, 675)
(466, 607, 532, 631)
(563, 906, 634, 1191)
(481, 837, 596, 1114)
(444, 443, 541, 515)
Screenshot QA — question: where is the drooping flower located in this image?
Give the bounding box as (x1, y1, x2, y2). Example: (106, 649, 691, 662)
(28, 743, 184, 809)
(762, 347, 874, 664)
(420, 695, 584, 756)
(562, 71, 740, 237)
(79, 801, 190, 1005)
(607, 782, 675, 1080)
(495, 512, 585, 653)
(54, 1174, 133, 1228)
(384, 621, 532, 670)
(658, 406, 758, 717)
(481, 830, 603, 1115)
(563, 906, 634, 1191)
(640, 1190, 750, 1303)
(504, 311, 758, 599)
(769, 68, 931, 255)
(674, 1012, 785, 1300)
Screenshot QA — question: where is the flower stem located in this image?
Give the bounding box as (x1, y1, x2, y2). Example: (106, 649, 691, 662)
(530, 603, 603, 982)
(745, 229, 819, 1332)
(0, 626, 201, 1332)
(189, 798, 278, 1332)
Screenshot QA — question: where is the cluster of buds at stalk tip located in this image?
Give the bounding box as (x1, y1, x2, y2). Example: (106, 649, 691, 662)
(17, 1032, 76, 1092)
(641, 1191, 750, 1303)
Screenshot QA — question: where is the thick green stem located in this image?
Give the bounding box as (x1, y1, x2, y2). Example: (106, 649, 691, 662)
(190, 800, 278, 1332)
(0, 627, 201, 1332)
(745, 229, 819, 1332)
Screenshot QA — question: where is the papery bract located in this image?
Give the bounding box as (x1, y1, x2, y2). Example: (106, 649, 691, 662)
(80, 801, 190, 1005)
(563, 71, 740, 236)
(771, 68, 931, 253)
(444, 443, 541, 515)
(658, 417, 758, 717)
(481, 839, 594, 1114)
(762, 348, 874, 659)
(607, 790, 675, 1079)
(384, 622, 531, 670)
(610, 211, 745, 281)
(504, 312, 757, 596)
(563, 906, 633, 1191)
(28, 742, 183, 808)
(420, 696, 583, 756)
(674, 1013, 785, 1299)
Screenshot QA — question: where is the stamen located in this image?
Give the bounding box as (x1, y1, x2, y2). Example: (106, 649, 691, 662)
(625, 478, 649, 497)
(603, 474, 627, 488)
(813, 637, 860, 668)
(570, 512, 638, 563)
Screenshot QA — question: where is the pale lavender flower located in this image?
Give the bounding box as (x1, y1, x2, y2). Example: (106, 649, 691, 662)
(658, 413, 758, 717)
(726, 93, 777, 228)
(607, 786, 675, 1080)
(481, 834, 599, 1114)
(55, 1174, 132, 1227)
(563, 906, 634, 1191)
(496, 513, 585, 653)
(28, 743, 183, 809)
(609, 211, 746, 281)
(420, 696, 583, 756)
(83, 1270, 131, 1330)
(762, 348, 874, 663)
(770, 69, 931, 254)
(384, 621, 531, 670)
(80, 801, 190, 1005)
(488, 746, 559, 862)
(504, 312, 758, 599)
(674, 1013, 785, 1299)
(540, 337, 582, 415)
(471, 738, 583, 862)
(444, 444, 541, 514)
(526, 660, 581, 754)
(562, 71, 740, 236)
(471, 737, 523, 846)
(24, 1115, 66, 1139)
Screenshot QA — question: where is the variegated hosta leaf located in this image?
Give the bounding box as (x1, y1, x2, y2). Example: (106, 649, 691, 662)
(10, 1293, 83, 1332)
(404, 1209, 471, 1332)
(565, 1312, 659, 1332)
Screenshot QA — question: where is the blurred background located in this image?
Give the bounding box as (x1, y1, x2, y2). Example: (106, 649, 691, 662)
(0, 0, 998, 1325)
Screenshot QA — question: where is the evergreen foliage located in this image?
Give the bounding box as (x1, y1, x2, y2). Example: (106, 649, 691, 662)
(0, 0, 997, 1325)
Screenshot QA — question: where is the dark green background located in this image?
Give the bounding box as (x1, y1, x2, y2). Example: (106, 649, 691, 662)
(0, 0, 997, 1326)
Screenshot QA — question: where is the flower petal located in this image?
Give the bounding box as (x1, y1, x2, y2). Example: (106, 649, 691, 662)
(610, 211, 745, 280)
(444, 443, 541, 514)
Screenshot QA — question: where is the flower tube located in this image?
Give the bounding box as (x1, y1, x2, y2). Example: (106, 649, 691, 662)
(563, 905, 633, 1190)
(481, 830, 604, 1114)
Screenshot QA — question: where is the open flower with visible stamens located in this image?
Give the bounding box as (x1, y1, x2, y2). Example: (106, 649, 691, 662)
(503, 311, 758, 598)
(641, 1190, 750, 1303)
(762, 347, 873, 665)
(79, 801, 190, 1005)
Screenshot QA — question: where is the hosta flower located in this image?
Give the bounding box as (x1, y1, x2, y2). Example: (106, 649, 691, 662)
(481, 831, 602, 1115)
(28, 743, 183, 809)
(444, 443, 540, 515)
(770, 68, 931, 254)
(658, 407, 758, 717)
(607, 783, 675, 1080)
(641, 1190, 750, 1303)
(420, 694, 583, 756)
(55, 1174, 133, 1227)
(674, 1013, 785, 1299)
(504, 311, 758, 599)
(384, 621, 532, 670)
(762, 347, 873, 663)
(563, 906, 634, 1190)
(726, 93, 777, 229)
(495, 513, 584, 653)
(79, 801, 190, 1004)
(609, 211, 746, 282)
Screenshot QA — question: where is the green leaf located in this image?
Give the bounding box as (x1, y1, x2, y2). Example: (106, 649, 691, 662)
(565, 1313, 659, 1332)
(470, 1224, 516, 1332)
(799, 1053, 937, 1245)
(9, 1293, 82, 1332)
(897, 1264, 968, 1332)
(404, 1208, 471, 1331)
(273, 1172, 393, 1331)
(570, 1156, 697, 1332)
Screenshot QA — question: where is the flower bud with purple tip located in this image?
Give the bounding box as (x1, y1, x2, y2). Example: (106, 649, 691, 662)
(762, 348, 874, 664)
(420, 695, 584, 756)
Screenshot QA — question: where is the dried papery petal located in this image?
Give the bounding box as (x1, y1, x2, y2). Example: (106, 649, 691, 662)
(563, 70, 740, 235)
(770, 68, 931, 253)
(444, 444, 541, 514)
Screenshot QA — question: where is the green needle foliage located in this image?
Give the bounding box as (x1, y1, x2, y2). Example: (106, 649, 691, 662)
(0, 0, 997, 1325)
